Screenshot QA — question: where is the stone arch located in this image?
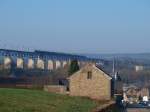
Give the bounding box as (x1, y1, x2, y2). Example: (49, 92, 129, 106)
(17, 58, 24, 69)
(28, 59, 34, 69)
(55, 60, 61, 69)
(4, 57, 11, 69)
(62, 61, 67, 67)
(37, 59, 44, 69)
(48, 60, 53, 70)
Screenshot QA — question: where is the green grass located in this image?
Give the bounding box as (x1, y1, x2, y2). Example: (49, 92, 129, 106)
(0, 88, 98, 112)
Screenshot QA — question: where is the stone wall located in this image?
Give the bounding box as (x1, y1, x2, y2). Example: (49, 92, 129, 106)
(44, 85, 67, 94)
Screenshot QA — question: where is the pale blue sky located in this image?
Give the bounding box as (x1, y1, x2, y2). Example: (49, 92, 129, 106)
(0, 0, 150, 53)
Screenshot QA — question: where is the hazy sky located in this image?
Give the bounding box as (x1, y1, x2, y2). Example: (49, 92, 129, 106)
(0, 0, 150, 53)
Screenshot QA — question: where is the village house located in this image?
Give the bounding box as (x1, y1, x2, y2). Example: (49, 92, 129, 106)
(69, 64, 113, 100)
(123, 84, 150, 103)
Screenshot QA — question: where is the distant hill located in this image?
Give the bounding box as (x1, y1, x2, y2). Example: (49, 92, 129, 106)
(83, 53, 150, 60)
(81, 53, 150, 66)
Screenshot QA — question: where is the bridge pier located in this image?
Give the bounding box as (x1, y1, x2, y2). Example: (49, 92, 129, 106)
(44, 59, 48, 70)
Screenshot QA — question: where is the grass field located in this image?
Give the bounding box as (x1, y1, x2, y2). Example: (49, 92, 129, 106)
(0, 88, 98, 112)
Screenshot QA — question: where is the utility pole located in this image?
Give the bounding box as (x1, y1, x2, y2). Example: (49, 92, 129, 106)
(113, 58, 118, 80)
(112, 58, 115, 75)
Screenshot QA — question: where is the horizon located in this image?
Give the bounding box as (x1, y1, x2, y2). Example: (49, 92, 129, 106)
(1, 48, 150, 55)
(0, 0, 150, 54)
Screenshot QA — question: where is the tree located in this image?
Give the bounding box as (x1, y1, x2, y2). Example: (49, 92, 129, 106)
(138, 95, 142, 101)
(68, 60, 79, 76)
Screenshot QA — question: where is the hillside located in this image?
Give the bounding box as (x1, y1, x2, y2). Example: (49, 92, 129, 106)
(84, 53, 150, 61)
(0, 88, 97, 112)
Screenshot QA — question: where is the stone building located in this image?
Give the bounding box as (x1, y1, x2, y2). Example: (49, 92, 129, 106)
(123, 85, 150, 103)
(69, 64, 112, 100)
(135, 65, 144, 72)
(137, 88, 149, 98)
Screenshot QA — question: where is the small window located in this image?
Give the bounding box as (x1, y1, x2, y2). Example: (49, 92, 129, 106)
(87, 71, 92, 79)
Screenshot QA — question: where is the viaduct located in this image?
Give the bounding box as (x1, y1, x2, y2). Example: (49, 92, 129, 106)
(0, 49, 91, 70)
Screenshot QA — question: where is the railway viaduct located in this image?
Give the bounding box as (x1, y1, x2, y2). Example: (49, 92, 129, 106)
(0, 49, 90, 70)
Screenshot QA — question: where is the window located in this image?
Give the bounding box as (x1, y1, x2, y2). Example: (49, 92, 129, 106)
(87, 71, 92, 79)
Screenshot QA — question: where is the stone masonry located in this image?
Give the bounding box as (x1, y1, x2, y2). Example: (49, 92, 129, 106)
(69, 64, 112, 100)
